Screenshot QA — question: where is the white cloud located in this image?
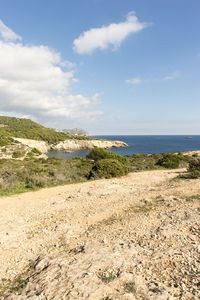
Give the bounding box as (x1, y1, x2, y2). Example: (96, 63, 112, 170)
(163, 71, 180, 81)
(0, 20, 22, 41)
(126, 77, 142, 85)
(73, 11, 149, 54)
(126, 72, 181, 85)
(0, 40, 103, 123)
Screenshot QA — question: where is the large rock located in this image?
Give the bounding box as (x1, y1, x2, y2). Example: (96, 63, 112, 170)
(13, 138, 128, 153)
(13, 138, 50, 153)
(51, 139, 128, 152)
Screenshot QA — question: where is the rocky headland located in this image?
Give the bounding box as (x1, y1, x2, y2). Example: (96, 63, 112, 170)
(13, 137, 128, 154)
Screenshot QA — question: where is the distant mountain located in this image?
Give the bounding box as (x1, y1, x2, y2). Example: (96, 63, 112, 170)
(63, 128, 89, 136)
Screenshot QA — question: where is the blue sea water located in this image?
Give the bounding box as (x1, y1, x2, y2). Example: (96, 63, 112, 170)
(47, 135, 200, 159)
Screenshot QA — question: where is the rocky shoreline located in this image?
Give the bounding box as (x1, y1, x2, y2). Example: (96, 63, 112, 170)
(14, 137, 128, 154)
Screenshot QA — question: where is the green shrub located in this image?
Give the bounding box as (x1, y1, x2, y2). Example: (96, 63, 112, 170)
(12, 151, 25, 158)
(1, 148, 6, 153)
(27, 151, 34, 158)
(25, 176, 47, 188)
(31, 148, 42, 155)
(87, 148, 129, 165)
(186, 159, 200, 178)
(127, 153, 161, 171)
(89, 158, 129, 179)
(0, 137, 13, 146)
(156, 153, 181, 169)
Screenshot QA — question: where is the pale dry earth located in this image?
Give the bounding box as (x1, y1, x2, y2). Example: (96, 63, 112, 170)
(0, 169, 200, 299)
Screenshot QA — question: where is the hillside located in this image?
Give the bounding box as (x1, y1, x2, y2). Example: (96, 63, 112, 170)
(0, 116, 89, 144)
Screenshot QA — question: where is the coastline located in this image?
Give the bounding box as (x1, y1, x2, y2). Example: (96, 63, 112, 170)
(13, 137, 128, 154)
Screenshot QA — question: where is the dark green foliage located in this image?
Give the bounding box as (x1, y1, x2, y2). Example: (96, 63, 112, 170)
(127, 153, 161, 171)
(127, 152, 190, 171)
(0, 149, 194, 196)
(27, 152, 34, 159)
(186, 159, 200, 178)
(9, 278, 29, 292)
(87, 149, 129, 179)
(185, 195, 200, 201)
(87, 148, 129, 165)
(89, 158, 129, 179)
(25, 176, 46, 188)
(0, 116, 90, 143)
(156, 153, 184, 169)
(0, 137, 14, 146)
(12, 150, 25, 158)
(31, 148, 42, 155)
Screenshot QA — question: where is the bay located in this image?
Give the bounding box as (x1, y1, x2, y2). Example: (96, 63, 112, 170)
(47, 135, 200, 159)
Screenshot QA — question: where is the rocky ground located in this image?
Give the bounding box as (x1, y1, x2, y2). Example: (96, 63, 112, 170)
(0, 141, 46, 160)
(0, 169, 200, 299)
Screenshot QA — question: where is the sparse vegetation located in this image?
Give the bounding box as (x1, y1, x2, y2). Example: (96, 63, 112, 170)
(31, 148, 42, 155)
(185, 195, 200, 202)
(123, 282, 135, 293)
(0, 146, 198, 196)
(12, 150, 25, 158)
(98, 271, 118, 283)
(0, 157, 92, 196)
(0, 136, 14, 146)
(127, 152, 190, 171)
(0, 276, 29, 297)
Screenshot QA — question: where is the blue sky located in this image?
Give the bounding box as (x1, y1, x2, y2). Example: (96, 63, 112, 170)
(0, 0, 199, 134)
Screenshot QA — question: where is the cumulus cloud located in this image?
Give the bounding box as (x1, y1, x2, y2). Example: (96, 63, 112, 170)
(0, 22, 103, 124)
(126, 77, 142, 85)
(73, 11, 149, 54)
(163, 71, 180, 81)
(0, 19, 22, 41)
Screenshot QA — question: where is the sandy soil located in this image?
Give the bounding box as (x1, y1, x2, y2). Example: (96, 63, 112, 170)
(0, 168, 200, 299)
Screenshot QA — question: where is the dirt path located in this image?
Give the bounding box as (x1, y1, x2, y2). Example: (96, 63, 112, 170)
(0, 168, 200, 299)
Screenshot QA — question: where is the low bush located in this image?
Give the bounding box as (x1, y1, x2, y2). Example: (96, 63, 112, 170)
(87, 148, 129, 165)
(89, 158, 129, 179)
(12, 150, 25, 158)
(186, 159, 200, 178)
(156, 153, 182, 169)
(25, 175, 47, 188)
(0, 157, 92, 195)
(31, 148, 42, 155)
(27, 152, 34, 159)
(0, 137, 13, 146)
(127, 153, 161, 171)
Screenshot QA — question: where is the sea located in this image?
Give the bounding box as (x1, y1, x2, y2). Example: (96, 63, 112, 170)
(47, 135, 200, 159)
